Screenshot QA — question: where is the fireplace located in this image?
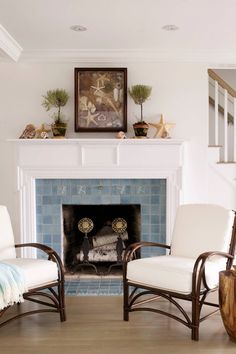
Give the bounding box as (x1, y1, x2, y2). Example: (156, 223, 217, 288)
(10, 138, 184, 261)
(63, 204, 141, 274)
(35, 178, 166, 266)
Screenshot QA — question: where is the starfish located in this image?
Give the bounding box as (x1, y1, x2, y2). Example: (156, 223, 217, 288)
(149, 115, 175, 138)
(91, 82, 105, 94)
(81, 111, 100, 127)
(35, 124, 51, 138)
(97, 74, 109, 86)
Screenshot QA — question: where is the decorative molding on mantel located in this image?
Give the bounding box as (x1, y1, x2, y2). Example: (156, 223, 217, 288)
(0, 25, 22, 62)
(9, 138, 185, 257)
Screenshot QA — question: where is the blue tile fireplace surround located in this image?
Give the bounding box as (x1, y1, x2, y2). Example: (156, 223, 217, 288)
(35, 178, 166, 295)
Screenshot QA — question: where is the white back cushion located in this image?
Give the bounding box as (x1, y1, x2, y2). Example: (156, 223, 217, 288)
(171, 204, 234, 258)
(0, 205, 16, 260)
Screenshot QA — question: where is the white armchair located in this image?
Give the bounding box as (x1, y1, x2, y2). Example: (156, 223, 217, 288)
(123, 204, 236, 340)
(0, 205, 66, 327)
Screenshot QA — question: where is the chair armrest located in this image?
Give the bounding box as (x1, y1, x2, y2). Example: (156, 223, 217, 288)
(16, 242, 55, 254)
(124, 241, 170, 263)
(192, 251, 234, 294)
(15, 243, 64, 281)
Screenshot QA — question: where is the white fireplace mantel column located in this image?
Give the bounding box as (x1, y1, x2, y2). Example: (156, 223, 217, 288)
(9, 138, 185, 257)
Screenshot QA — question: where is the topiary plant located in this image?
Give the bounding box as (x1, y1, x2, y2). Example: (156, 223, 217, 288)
(128, 85, 152, 123)
(42, 89, 69, 124)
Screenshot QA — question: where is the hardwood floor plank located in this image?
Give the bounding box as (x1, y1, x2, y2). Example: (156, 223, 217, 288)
(0, 296, 235, 354)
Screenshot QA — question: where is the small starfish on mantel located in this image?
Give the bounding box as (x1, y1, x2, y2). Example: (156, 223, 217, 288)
(35, 124, 51, 138)
(149, 115, 175, 138)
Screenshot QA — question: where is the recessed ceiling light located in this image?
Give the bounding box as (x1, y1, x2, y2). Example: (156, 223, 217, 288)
(70, 25, 87, 32)
(162, 24, 179, 31)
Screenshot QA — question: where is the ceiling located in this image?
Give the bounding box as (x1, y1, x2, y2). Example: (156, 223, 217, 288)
(1, 0, 236, 63)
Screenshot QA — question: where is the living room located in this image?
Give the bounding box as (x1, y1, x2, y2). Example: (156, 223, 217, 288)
(0, 1, 236, 353)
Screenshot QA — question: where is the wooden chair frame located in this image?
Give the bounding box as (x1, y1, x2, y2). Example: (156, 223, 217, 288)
(123, 211, 236, 341)
(0, 243, 66, 327)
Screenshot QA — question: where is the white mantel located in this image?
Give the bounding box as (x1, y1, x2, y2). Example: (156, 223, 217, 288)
(9, 138, 184, 257)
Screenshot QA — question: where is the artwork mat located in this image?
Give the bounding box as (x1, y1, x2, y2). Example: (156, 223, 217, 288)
(74, 68, 127, 132)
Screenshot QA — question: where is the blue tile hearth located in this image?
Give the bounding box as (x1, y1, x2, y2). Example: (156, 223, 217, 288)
(65, 278, 123, 296)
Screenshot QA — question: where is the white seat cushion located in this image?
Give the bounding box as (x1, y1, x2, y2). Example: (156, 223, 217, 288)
(127, 255, 224, 294)
(3, 258, 58, 289)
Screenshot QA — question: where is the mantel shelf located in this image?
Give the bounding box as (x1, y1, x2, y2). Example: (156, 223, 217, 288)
(8, 138, 184, 146)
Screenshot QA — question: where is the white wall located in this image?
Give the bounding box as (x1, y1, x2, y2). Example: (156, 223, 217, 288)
(0, 61, 209, 234)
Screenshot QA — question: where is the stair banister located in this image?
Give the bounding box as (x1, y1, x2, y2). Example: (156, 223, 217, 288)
(214, 80, 219, 146)
(208, 69, 236, 163)
(208, 69, 236, 97)
(234, 98, 236, 161)
(224, 88, 228, 162)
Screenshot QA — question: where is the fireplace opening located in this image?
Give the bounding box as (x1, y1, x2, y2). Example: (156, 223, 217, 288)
(63, 204, 141, 275)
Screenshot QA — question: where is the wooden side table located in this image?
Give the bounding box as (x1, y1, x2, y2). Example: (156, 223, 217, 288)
(219, 270, 236, 341)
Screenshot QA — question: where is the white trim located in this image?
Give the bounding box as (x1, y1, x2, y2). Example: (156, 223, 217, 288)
(214, 80, 219, 145)
(224, 89, 228, 162)
(18, 49, 236, 64)
(234, 98, 236, 162)
(0, 25, 22, 62)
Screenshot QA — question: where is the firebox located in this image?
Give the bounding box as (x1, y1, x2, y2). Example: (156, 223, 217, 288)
(63, 204, 141, 274)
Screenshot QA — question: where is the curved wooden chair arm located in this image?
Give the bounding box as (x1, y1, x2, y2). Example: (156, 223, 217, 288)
(16, 242, 55, 254)
(15, 243, 64, 281)
(123, 241, 170, 263)
(192, 251, 234, 294)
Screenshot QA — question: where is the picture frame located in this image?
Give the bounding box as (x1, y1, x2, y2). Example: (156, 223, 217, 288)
(74, 68, 127, 132)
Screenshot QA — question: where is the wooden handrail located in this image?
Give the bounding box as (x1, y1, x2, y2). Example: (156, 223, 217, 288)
(208, 69, 236, 97)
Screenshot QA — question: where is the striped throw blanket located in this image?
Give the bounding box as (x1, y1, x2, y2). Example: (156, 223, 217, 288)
(0, 262, 28, 310)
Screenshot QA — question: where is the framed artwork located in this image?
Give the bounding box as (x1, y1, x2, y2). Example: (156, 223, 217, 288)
(74, 68, 127, 132)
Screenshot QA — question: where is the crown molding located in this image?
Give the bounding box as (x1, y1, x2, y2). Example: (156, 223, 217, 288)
(0, 25, 22, 61)
(17, 48, 236, 65)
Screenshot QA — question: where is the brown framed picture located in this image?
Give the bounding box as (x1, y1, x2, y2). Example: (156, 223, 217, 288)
(74, 68, 127, 132)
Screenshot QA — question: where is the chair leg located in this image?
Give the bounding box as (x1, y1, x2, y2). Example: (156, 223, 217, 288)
(123, 280, 129, 321)
(58, 281, 66, 322)
(191, 297, 200, 341)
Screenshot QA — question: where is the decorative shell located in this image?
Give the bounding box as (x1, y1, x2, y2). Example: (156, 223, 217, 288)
(19, 124, 36, 139)
(116, 131, 126, 139)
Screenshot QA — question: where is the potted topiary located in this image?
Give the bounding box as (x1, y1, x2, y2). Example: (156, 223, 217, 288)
(42, 89, 69, 138)
(128, 84, 152, 137)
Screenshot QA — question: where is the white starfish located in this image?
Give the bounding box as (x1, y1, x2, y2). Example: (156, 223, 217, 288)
(97, 74, 110, 86)
(81, 111, 99, 127)
(91, 83, 105, 94)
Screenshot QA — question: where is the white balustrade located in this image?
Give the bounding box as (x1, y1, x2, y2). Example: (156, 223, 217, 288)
(224, 89, 228, 162)
(214, 80, 219, 146)
(234, 97, 236, 162)
(208, 70, 236, 163)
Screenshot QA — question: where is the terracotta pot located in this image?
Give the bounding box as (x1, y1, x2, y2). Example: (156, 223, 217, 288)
(219, 270, 236, 341)
(133, 121, 149, 137)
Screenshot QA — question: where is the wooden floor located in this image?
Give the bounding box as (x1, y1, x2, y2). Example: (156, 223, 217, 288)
(0, 296, 235, 354)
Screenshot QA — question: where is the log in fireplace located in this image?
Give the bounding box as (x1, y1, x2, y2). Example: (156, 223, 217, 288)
(63, 204, 141, 274)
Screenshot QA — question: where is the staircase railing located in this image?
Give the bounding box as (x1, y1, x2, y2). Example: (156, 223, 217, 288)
(208, 69, 236, 162)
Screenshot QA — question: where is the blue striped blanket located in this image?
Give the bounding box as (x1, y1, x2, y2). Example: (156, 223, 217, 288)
(0, 262, 28, 310)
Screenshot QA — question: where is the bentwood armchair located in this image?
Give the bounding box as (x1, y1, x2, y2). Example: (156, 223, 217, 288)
(0, 205, 66, 327)
(123, 204, 236, 341)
